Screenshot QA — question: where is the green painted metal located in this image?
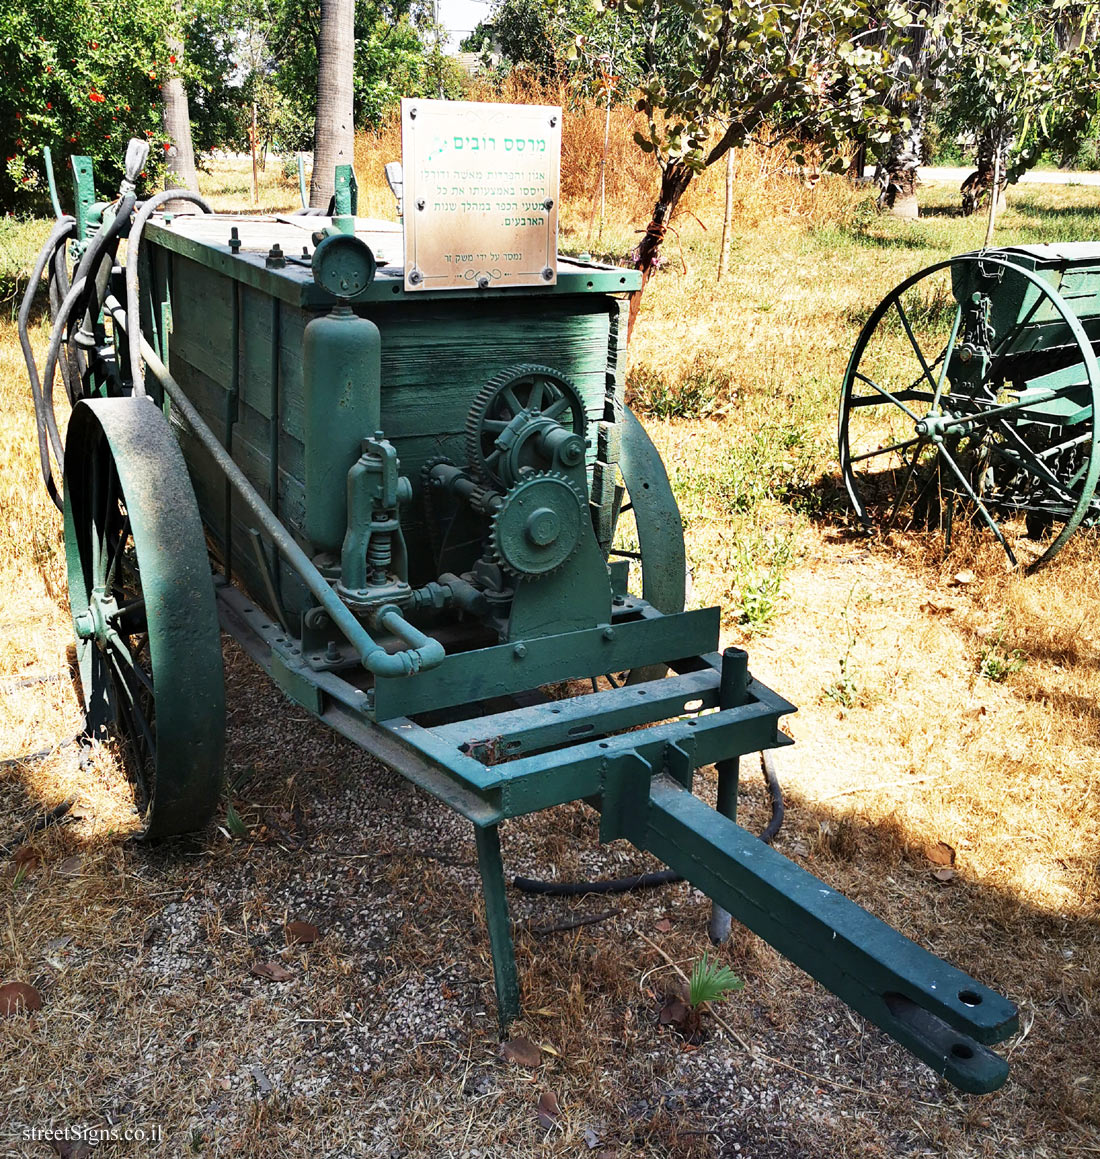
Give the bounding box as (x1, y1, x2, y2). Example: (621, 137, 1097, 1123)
(371, 606, 719, 720)
(474, 823, 521, 1028)
(641, 775, 1018, 1093)
(42, 146, 64, 220)
(63, 396, 226, 837)
(841, 249, 1100, 569)
(302, 305, 383, 551)
(69, 155, 96, 242)
(143, 222, 642, 309)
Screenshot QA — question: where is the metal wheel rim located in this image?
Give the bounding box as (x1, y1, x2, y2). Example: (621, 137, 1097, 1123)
(839, 254, 1100, 570)
(64, 397, 226, 837)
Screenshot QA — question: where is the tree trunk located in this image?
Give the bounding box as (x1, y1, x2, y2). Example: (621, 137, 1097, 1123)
(162, 28, 199, 195)
(310, 0, 355, 210)
(961, 129, 1010, 217)
(877, 100, 924, 218)
(717, 147, 734, 282)
(626, 162, 696, 340)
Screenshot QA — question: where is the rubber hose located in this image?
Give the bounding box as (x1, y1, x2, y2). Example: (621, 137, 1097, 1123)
(50, 241, 87, 405)
(125, 190, 212, 395)
(511, 751, 785, 897)
(41, 195, 137, 449)
(17, 215, 76, 507)
(69, 193, 135, 349)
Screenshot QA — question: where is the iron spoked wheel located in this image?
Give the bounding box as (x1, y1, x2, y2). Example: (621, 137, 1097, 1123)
(64, 397, 225, 837)
(839, 255, 1100, 570)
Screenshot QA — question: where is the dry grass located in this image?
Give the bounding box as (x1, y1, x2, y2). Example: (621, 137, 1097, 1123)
(1, 128, 1099, 1158)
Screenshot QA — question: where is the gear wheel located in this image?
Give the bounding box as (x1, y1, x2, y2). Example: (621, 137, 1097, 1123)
(465, 364, 587, 484)
(489, 472, 586, 577)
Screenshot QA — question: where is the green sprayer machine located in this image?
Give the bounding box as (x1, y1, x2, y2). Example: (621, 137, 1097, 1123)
(20, 106, 1017, 1093)
(840, 245, 1100, 568)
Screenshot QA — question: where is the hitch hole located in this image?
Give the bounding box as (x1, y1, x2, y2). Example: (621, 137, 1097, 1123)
(686, 720, 697, 727)
(636, 690, 647, 697)
(951, 1044, 974, 1060)
(550, 708, 561, 714)
(599, 742, 609, 749)
(568, 724, 594, 737)
(684, 699, 703, 712)
(958, 990, 982, 1007)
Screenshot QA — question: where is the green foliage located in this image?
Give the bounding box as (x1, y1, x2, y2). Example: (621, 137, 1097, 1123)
(936, 0, 1100, 184)
(271, 0, 459, 140)
(627, 359, 722, 419)
(978, 622, 1026, 683)
(0, 0, 239, 211)
(688, 952, 743, 1008)
(823, 586, 860, 707)
(732, 531, 793, 631)
(614, 0, 922, 182)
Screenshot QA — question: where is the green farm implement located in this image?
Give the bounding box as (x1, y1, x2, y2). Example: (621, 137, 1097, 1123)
(841, 245, 1100, 568)
(20, 121, 1018, 1093)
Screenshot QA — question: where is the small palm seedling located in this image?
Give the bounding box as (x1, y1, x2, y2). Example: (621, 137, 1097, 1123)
(688, 951, 744, 1009)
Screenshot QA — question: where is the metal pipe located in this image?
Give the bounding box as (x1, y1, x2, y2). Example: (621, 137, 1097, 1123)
(42, 146, 64, 221)
(103, 296, 445, 680)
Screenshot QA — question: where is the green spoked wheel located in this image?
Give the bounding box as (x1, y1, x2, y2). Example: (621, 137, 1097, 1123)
(613, 408, 687, 684)
(64, 397, 225, 837)
(839, 255, 1100, 570)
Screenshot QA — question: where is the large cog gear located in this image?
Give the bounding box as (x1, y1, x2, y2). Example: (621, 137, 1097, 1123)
(465, 364, 587, 484)
(489, 472, 586, 577)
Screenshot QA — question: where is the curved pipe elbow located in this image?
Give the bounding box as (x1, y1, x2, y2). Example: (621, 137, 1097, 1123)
(364, 606, 446, 677)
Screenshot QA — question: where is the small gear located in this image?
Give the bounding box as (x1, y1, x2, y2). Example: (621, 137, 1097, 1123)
(489, 472, 586, 577)
(465, 364, 587, 484)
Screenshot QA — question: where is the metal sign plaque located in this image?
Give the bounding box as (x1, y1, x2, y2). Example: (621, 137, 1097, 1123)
(401, 98, 561, 292)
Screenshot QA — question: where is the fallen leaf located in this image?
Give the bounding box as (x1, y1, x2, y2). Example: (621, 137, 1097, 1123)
(13, 845, 39, 870)
(0, 981, 43, 1016)
(539, 1041, 560, 1057)
(920, 600, 958, 615)
(440, 982, 456, 1000)
(536, 1090, 561, 1129)
(952, 570, 976, 585)
(659, 999, 688, 1027)
(53, 1140, 93, 1158)
(925, 842, 956, 867)
(596, 1150, 620, 1159)
(654, 918, 672, 934)
(56, 855, 83, 876)
(501, 1036, 542, 1067)
(583, 1126, 601, 1149)
(285, 920, 319, 946)
(933, 868, 958, 884)
(250, 1065, 273, 1094)
(251, 960, 293, 982)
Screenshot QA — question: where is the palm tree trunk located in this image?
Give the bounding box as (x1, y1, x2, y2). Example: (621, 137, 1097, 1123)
(162, 25, 199, 195)
(877, 100, 924, 218)
(309, 0, 355, 210)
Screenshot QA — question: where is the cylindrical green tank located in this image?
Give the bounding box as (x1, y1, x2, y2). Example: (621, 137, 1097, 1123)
(302, 304, 382, 551)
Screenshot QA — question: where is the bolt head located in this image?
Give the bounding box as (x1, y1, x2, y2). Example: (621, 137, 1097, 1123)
(513, 642, 527, 659)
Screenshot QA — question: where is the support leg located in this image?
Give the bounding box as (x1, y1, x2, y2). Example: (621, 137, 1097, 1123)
(709, 646, 749, 944)
(708, 756, 739, 944)
(474, 822, 520, 1031)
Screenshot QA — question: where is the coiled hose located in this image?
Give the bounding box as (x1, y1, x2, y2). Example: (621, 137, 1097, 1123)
(124, 189, 212, 396)
(18, 215, 77, 508)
